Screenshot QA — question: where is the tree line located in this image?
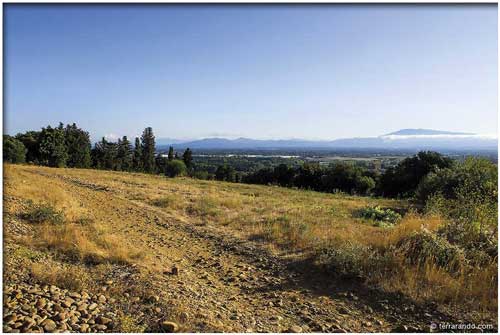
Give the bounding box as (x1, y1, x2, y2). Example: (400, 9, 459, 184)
(4, 123, 193, 177)
(241, 151, 496, 203)
(4, 122, 496, 209)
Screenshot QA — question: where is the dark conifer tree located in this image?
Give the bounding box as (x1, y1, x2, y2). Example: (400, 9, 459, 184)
(167, 146, 174, 161)
(132, 137, 143, 171)
(141, 127, 156, 173)
(183, 148, 193, 169)
(155, 153, 168, 174)
(117, 136, 133, 171)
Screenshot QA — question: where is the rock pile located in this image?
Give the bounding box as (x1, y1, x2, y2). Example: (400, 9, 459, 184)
(3, 283, 115, 333)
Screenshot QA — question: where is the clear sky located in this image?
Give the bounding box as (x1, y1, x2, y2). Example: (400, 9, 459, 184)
(4, 4, 498, 141)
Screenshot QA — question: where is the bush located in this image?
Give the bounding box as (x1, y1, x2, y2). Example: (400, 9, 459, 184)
(165, 160, 187, 177)
(3, 135, 27, 163)
(150, 195, 176, 208)
(22, 201, 65, 225)
(417, 157, 497, 205)
(316, 241, 394, 279)
(396, 230, 465, 272)
(359, 205, 402, 226)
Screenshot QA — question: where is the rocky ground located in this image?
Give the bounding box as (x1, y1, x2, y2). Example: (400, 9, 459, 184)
(3, 165, 497, 333)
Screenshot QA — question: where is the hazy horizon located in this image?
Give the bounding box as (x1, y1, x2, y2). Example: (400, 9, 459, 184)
(4, 4, 498, 141)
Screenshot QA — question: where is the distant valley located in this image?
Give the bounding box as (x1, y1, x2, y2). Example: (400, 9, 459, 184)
(157, 129, 497, 151)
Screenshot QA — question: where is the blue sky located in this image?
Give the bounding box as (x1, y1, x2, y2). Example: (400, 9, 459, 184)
(4, 4, 498, 141)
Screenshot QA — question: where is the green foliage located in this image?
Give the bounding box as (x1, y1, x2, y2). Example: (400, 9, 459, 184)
(15, 131, 41, 163)
(396, 230, 465, 272)
(167, 146, 174, 161)
(378, 151, 453, 198)
(64, 123, 91, 168)
(132, 137, 143, 172)
(243, 161, 376, 195)
(22, 201, 65, 225)
(3, 135, 27, 163)
(191, 170, 210, 180)
(92, 137, 117, 170)
(359, 205, 402, 226)
(38, 123, 68, 167)
(165, 159, 187, 177)
(316, 241, 392, 278)
(141, 127, 156, 173)
(183, 148, 193, 169)
(355, 175, 376, 195)
(155, 153, 168, 174)
(418, 157, 497, 239)
(215, 164, 237, 182)
(117, 136, 133, 171)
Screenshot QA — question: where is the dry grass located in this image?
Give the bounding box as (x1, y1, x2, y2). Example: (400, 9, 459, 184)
(4, 164, 497, 313)
(30, 263, 91, 291)
(4, 165, 143, 266)
(31, 221, 141, 265)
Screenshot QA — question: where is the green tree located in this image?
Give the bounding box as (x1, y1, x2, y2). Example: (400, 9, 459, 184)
(165, 159, 187, 177)
(378, 151, 453, 198)
(117, 136, 133, 171)
(183, 148, 193, 169)
(3, 135, 27, 163)
(141, 127, 156, 173)
(167, 146, 174, 161)
(215, 164, 236, 182)
(132, 137, 143, 171)
(91, 137, 118, 170)
(355, 176, 376, 195)
(64, 123, 91, 168)
(15, 131, 41, 163)
(38, 124, 68, 167)
(155, 153, 168, 174)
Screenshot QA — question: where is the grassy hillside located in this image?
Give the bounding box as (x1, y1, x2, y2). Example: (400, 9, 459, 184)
(3, 164, 496, 332)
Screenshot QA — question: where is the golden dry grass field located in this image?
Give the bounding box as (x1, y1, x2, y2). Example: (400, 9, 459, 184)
(3, 164, 497, 332)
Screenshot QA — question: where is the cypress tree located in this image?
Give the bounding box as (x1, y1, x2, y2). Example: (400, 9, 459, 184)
(132, 137, 143, 172)
(141, 127, 156, 173)
(183, 148, 193, 169)
(117, 136, 133, 171)
(167, 146, 174, 161)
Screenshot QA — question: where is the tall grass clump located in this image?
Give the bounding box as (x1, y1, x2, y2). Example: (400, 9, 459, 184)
(21, 200, 65, 225)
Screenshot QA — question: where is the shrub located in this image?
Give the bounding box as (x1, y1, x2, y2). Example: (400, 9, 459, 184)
(316, 241, 394, 279)
(22, 201, 65, 225)
(151, 195, 176, 208)
(359, 205, 402, 226)
(396, 230, 465, 272)
(165, 160, 187, 177)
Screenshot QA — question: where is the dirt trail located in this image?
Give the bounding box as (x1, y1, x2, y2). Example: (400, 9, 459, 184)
(4, 166, 473, 332)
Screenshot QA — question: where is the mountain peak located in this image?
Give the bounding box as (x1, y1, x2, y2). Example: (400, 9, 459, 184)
(384, 129, 475, 136)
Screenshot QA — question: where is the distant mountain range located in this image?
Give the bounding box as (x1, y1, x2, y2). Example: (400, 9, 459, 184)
(156, 129, 497, 151)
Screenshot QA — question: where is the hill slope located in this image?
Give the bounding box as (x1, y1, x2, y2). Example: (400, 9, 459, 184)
(3, 165, 496, 333)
